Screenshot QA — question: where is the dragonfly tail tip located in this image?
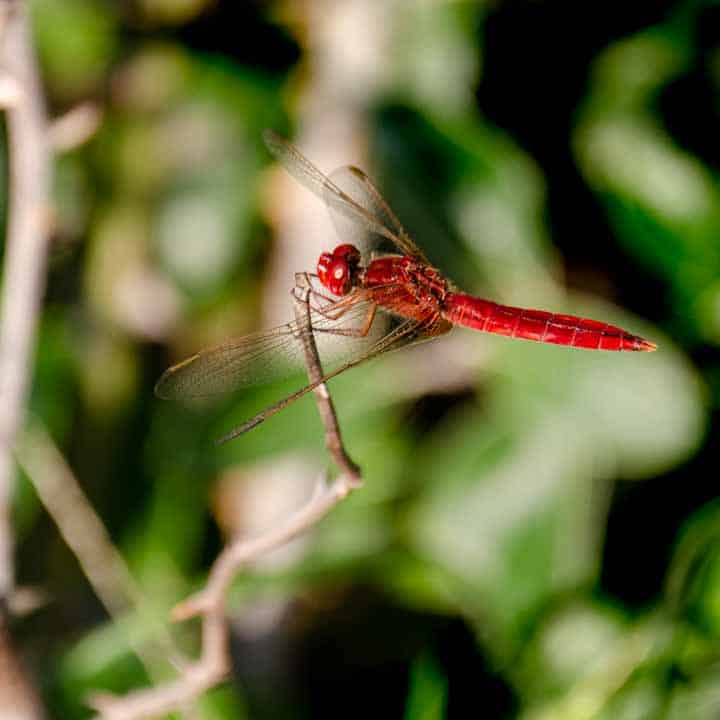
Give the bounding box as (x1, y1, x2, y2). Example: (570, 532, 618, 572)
(634, 336, 657, 352)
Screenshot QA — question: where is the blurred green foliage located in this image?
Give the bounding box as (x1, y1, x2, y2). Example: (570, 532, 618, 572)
(5, 1, 720, 718)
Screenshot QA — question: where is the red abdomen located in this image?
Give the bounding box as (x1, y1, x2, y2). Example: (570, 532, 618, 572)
(443, 293, 656, 351)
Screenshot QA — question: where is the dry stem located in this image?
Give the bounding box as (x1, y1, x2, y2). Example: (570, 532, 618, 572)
(0, 3, 50, 717)
(0, 0, 51, 599)
(16, 424, 184, 678)
(89, 470, 358, 720)
(90, 265, 362, 720)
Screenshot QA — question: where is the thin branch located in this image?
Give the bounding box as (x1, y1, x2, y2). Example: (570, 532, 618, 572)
(48, 102, 103, 151)
(0, 3, 51, 717)
(89, 471, 357, 720)
(291, 286, 362, 483)
(89, 249, 364, 718)
(15, 423, 184, 676)
(89, 268, 362, 719)
(17, 425, 144, 616)
(88, 0, 376, 701)
(0, 72, 23, 108)
(0, 0, 51, 599)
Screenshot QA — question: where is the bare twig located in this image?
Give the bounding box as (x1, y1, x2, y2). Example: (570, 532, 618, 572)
(0, 71, 23, 107)
(90, 233, 363, 717)
(15, 423, 183, 677)
(17, 426, 144, 616)
(0, 0, 51, 599)
(291, 286, 362, 483)
(89, 471, 357, 720)
(0, 3, 51, 717)
(89, 0, 384, 711)
(90, 255, 361, 719)
(48, 102, 103, 151)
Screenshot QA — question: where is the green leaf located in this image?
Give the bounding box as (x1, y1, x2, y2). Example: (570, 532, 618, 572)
(404, 651, 448, 720)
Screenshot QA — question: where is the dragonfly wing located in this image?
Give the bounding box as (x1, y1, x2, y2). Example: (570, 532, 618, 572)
(216, 314, 430, 444)
(154, 296, 394, 401)
(327, 165, 429, 263)
(263, 130, 420, 259)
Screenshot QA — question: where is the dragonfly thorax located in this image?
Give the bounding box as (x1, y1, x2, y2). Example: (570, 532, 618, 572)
(317, 243, 362, 296)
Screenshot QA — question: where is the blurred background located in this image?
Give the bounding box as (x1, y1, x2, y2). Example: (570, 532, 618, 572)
(7, 0, 720, 717)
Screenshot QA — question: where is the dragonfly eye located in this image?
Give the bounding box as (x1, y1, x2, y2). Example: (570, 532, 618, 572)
(324, 258, 352, 296)
(318, 246, 359, 295)
(317, 252, 333, 287)
(333, 244, 361, 265)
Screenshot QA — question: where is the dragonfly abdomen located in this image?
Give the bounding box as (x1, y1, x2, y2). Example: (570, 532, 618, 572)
(443, 293, 656, 351)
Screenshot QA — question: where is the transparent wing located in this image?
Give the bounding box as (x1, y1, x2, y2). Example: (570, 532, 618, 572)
(155, 297, 386, 400)
(216, 312, 449, 444)
(263, 130, 427, 261)
(155, 278, 452, 403)
(327, 165, 429, 262)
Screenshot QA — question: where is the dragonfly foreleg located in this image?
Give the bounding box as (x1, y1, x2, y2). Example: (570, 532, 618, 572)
(290, 284, 345, 333)
(294, 271, 322, 290)
(312, 303, 377, 338)
(313, 303, 377, 338)
(290, 282, 377, 339)
(291, 286, 340, 321)
(291, 279, 361, 320)
(309, 290, 344, 315)
(292, 273, 337, 308)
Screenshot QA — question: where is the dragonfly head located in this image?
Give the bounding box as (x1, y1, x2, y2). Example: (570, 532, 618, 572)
(317, 244, 361, 296)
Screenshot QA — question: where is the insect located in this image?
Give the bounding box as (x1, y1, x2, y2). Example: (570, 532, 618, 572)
(155, 131, 655, 440)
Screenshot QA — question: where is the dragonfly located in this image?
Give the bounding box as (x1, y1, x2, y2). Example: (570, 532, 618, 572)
(155, 130, 656, 442)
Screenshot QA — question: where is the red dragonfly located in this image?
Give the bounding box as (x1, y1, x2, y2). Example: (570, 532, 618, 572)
(156, 131, 655, 440)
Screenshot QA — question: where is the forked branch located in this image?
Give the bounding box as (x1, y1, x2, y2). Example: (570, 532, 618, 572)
(89, 292, 362, 719)
(89, 470, 359, 720)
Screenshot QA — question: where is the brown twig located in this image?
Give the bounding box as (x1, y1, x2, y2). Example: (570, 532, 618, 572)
(17, 426, 146, 617)
(89, 271, 361, 720)
(89, 471, 358, 720)
(0, 3, 50, 717)
(291, 286, 362, 483)
(48, 101, 103, 151)
(16, 423, 184, 678)
(89, 0, 382, 710)
(0, 0, 51, 599)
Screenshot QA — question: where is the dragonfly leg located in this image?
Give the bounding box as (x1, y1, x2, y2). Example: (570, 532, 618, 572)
(309, 290, 344, 314)
(290, 280, 377, 338)
(312, 303, 378, 338)
(291, 280, 364, 320)
(294, 271, 319, 290)
(328, 303, 376, 337)
(290, 283, 349, 329)
(294, 272, 333, 298)
(292, 272, 335, 303)
(301, 273, 365, 317)
(290, 285, 340, 319)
